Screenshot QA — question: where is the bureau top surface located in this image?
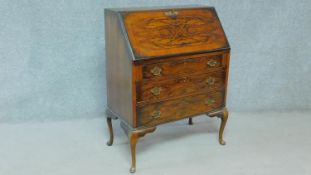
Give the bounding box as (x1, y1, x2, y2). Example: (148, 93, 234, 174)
(107, 6, 230, 60)
(106, 5, 210, 12)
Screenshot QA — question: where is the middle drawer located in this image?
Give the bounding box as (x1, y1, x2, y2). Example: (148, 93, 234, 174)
(137, 70, 225, 103)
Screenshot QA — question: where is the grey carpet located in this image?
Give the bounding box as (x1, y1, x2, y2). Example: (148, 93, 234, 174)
(0, 112, 310, 175)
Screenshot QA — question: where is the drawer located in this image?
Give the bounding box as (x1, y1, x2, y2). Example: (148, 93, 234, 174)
(137, 91, 224, 127)
(137, 70, 225, 103)
(142, 53, 224, 80)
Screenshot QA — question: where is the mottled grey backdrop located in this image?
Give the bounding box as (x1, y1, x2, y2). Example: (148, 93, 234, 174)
(0, 0, 310, 122)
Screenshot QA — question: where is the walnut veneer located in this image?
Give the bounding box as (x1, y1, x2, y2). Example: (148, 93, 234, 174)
(105, 5, 230, 173)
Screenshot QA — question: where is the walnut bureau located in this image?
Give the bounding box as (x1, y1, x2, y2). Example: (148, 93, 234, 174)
(105, 6, 230, 173)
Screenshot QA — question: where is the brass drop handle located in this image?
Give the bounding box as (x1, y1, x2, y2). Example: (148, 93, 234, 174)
(150, 87, 161, 96)
(207, 59, 218, 67)
(206, 77, 215, 85)
(205, 98, 215, 105)
(164, 10, 178, 18)
(151, 110, 161, 119)
(150, 66, 162, 76)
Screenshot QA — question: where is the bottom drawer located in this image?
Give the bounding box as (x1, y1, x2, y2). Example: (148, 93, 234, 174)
(137, 91, 224, 127)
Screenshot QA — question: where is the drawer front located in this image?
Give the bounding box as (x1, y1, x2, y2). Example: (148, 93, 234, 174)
(142, 54, 224, 80)
(137, 91, 224, 127)
(138, 70, 225, 103)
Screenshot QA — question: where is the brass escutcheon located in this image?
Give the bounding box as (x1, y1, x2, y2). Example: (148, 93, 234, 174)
(206, 77, 215, 85)
(205, 98, 215, 105)
(164, 10, 178, 18)
(150, 66, 162, 76)
(207, 59, 218, 67)
(150, 87, 161, 96)
(151, 110, 161, 119)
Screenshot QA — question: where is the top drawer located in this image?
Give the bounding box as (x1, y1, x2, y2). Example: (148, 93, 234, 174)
(142, 53, 225, 80)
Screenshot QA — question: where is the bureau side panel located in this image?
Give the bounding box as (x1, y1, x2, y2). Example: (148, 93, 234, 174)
(105, 10, 134, 126)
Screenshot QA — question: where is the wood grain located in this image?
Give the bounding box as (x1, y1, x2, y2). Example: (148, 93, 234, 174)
(123, 8, 229, 59)
(105, 6, 230, 173)
(105, 10, 134, 126)
(142, 53, 224, 80)
(137, 90, 224, 127)
(137, 70, 225, 103)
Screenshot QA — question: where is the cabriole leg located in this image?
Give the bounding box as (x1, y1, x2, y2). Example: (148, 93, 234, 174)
(127, 127, 156, 173)
(208, 108, 229, 145)
(106, 109, 118, 146)
(218, 109, 228, 145)
(188, 117, 193, 125)
(129, 133, 138, 173)
(106, 117, 114, 146)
